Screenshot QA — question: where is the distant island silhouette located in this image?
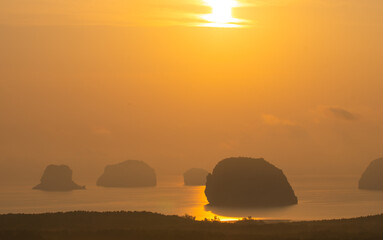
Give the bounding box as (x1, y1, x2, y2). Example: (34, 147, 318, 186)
(359, 157, 383, 190)
(33, 165, 85, 191)
(97, 160, 157, 188)
(183, 168, 209, 186)
(205, 157, 298, 207)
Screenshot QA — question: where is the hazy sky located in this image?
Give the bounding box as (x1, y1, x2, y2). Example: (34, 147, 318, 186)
(1, 0, 383, 182)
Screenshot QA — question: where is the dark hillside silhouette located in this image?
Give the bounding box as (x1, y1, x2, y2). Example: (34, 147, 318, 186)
(2, 211, 383, 239)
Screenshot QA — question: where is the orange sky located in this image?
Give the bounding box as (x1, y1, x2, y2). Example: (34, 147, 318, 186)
(1, 0, 383, 182)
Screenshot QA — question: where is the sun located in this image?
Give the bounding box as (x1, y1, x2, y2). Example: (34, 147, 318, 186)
(201, 0, 241, 27)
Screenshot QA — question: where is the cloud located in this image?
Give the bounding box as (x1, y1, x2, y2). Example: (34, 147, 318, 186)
(326, 107, 358, 121)
(261, 114, 307, 138)
(314, 106, 359, 121)
(262, 114, 295, 126)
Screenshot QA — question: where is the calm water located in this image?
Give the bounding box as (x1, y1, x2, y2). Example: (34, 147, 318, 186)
(1, 175, 383, 221)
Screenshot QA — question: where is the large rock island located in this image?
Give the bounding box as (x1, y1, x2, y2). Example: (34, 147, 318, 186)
(183, 168, 209, 186)
(97, 160, 157, 188)
(205, 157, 298, 207)
(33, 165, 85, 191)
(359, 157, 383, 190)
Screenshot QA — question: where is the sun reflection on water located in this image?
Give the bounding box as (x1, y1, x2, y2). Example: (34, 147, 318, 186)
(186, 185, 244, 221)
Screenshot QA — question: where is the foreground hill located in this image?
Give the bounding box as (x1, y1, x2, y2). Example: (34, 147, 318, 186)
(1, 211, 383, 240)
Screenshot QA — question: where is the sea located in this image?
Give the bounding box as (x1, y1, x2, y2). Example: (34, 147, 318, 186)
(1, 175, 383, 221)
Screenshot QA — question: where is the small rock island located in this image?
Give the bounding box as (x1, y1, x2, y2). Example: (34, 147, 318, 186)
(183, 168, 209, 186)
(33, 165, 85, 191)
(205, 157, 298, 207)
(359, 157, 383, 190)
(97, 160, 157, 188)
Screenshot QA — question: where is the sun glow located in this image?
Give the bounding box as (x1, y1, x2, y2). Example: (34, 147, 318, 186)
(201, 0, 241, 28)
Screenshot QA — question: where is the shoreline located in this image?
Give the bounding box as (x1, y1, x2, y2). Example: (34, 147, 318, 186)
(0, 210, 381, 223)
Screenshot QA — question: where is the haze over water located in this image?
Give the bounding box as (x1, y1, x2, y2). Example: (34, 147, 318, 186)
(2, 175, 383, 221)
